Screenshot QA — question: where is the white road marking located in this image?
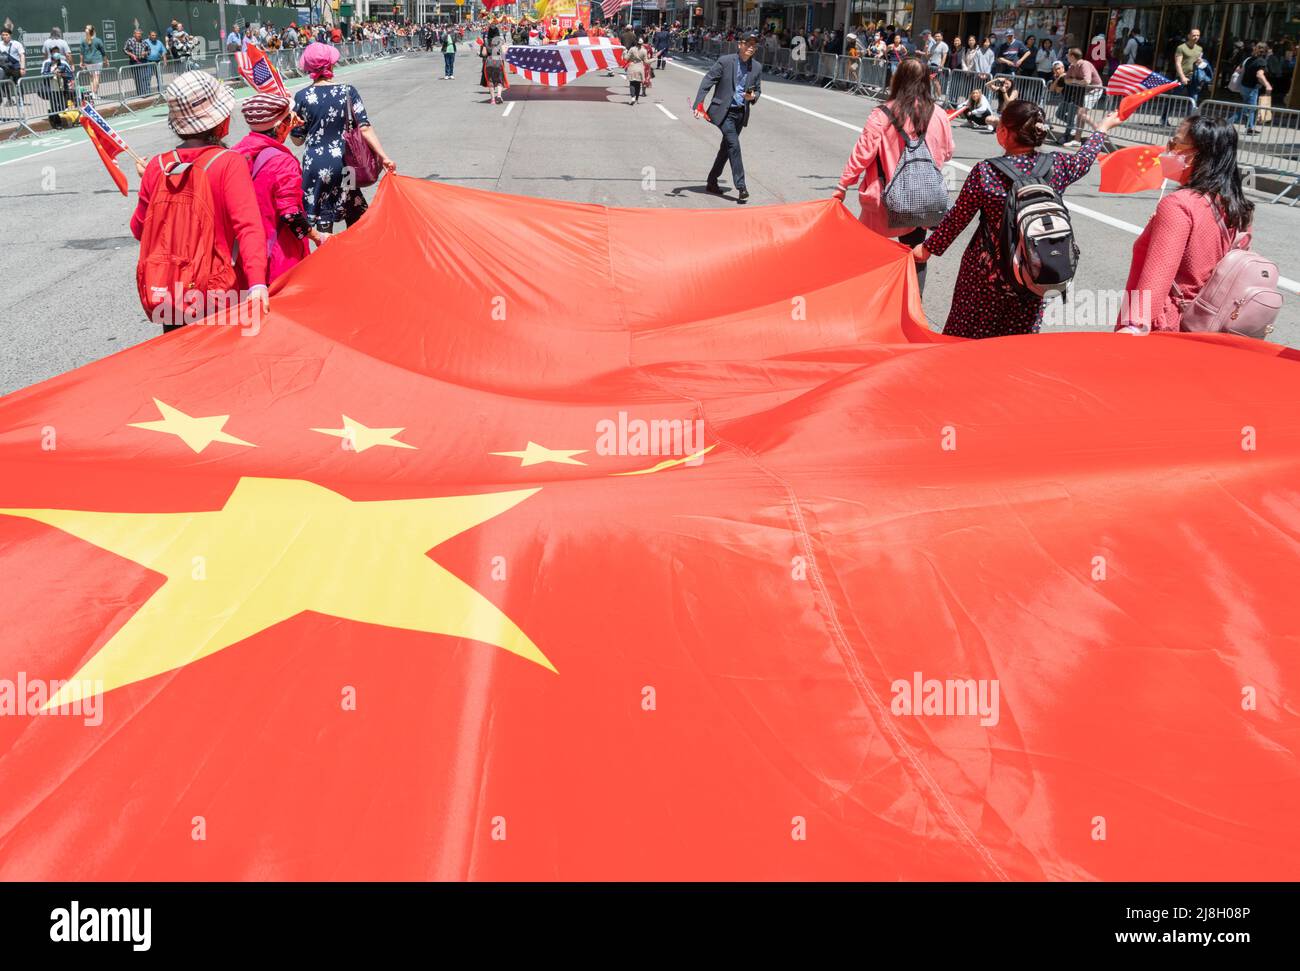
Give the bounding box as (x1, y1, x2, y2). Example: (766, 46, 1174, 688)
(502, 101, 514, 117)
(656, 103, 678, 121)
(670, 60, 1300, 294)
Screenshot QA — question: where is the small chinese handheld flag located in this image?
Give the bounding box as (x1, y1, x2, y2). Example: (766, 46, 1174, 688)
(1098, 145, 1166, 194)
(78, 103, 130, 197)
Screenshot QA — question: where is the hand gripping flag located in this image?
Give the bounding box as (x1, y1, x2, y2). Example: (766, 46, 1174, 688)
(1106, 64, 1180, 121)
(234, 43, 289, 97)
(78, 102, 130, 196)
(1097, 145, 1166, 194)
(1, 178, 1299, 881)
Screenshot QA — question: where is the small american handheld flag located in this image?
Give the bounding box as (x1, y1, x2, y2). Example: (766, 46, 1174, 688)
(1106, 65, 1175, 98)
(78, 102, 132, 196)
(506, 37, 627, 87)
(234, 44, 289, 97)
(1106, 64, 1181, 121)
(601, 0, 633, 17)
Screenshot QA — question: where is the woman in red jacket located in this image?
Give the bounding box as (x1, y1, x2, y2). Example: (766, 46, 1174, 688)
(1115, 115, 1255, 334)
(131, 71, 268, 331)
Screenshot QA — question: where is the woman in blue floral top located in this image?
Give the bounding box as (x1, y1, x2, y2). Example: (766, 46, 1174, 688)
(291, 43, 396, 232)
(914, 100, 1122, 338)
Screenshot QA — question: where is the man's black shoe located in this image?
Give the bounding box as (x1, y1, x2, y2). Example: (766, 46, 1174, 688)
(705, 182, 724, 195)
(737, 189, 750, 203)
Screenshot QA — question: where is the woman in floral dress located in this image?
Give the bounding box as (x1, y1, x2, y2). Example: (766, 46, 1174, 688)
(291, 42, 396, 232)
(913, 100, 1122, 338)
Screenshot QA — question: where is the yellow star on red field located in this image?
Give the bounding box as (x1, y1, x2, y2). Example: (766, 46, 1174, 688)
(0, 477, 553, 708)
(491, 441, 588, 467)
(128, 399, 256, 453)
(312, 415, 416, 452)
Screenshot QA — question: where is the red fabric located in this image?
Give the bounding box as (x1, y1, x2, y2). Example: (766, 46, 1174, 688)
(232, 132, 311, 285)
(837, 103, 955, 239)
(1097, 145, 1165, 194)
(1117, 189, 1238, 332)
(1119, 80, 1180, 121)
(131, 145, 269, 290)
(1, 178, 1297, 881)
(80, 115, 128, 196)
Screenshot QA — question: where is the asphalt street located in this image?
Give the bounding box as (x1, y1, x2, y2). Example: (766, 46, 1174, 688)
(1, 48, 1297, 394)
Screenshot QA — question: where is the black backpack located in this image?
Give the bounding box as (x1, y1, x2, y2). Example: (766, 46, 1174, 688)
(984, 154, 1078, 299)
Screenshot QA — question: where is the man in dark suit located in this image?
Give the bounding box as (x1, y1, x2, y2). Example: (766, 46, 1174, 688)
(692, 30, 763, 203)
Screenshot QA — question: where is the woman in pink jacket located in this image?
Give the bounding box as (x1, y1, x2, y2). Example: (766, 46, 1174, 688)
(1116, 115, 1257, 334)
(832, 55, 954, 293)
(232, 93, 328, 286)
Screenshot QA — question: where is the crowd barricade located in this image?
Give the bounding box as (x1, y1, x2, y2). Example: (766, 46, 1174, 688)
(943, 69, 985, 109)
(7, 74, 82, 137)
(1196, 99, 1300, 203)
(75, 66, 127, 109)
(931, 67, 950, 104)
(1011, 74, 1046, 107)
(214, 53, 239, 83)
(116, 62, 164, 106)
(858, 56, 890, 95)
(817, 53, 840, 88)
(0, 78, 38, 137)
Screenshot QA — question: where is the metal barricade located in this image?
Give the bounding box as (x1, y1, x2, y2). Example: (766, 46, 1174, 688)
(1011, 74, 1046, 107)
(117, 61, 162, 105)
(0, 78, 34, 136)
(75, 65, 120, 106)
(944, 69, 982, 109)
(817, 53, 839, 88)
(9, 73, 81, 137)
(214, 53, 238, 83)
(859, 56, 889, 95)
(1197, 98, 1300, 203)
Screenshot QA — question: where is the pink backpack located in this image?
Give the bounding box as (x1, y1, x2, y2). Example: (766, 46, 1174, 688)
(1176, 200, 1282, 339)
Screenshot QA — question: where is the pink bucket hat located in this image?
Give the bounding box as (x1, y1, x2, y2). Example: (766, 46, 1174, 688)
(298, 42, 340, 80)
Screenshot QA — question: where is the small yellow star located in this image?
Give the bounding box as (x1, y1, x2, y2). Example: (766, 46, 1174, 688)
(311, 415, 415, 453)
(129, 398, 256, 453)
(491, 441, 588, 467)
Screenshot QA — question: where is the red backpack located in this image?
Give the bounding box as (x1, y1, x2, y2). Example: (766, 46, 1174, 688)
(135, 148, 235, 324)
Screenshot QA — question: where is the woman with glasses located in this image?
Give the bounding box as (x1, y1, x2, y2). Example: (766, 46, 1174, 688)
(1115, 116, 1261, 334)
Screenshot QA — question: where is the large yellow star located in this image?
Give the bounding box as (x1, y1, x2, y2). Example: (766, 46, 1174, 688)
(128, 398, 256, 453)
(311, 415, 415, 453)
(491, 441, 587, 467)
(0, 477, 552, 709)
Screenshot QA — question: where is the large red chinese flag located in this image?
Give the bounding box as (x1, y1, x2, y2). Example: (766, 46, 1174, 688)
(1, 178, 1298, 881)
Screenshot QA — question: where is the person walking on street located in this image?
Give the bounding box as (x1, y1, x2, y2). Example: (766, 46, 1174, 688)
(130, 71, 268, 331)
(442, 29, 457, 80)
(833, 56, 954, 294)
(233, 93, 327, 284)
(692, 30, 763, 203)
(913, 101, 1123, 337)
(626, 37, 651, 105)
(291, 43, 396, 233)
(1116, 115, 1264, 334)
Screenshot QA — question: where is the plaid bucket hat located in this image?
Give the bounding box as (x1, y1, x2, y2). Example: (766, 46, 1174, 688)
(165, 70, 236, 137)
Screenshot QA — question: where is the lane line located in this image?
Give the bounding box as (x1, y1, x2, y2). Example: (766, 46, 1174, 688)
(669, 59, 1300, 294)
(503, 100, 514, 117)
(656, 103, 678, 121)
